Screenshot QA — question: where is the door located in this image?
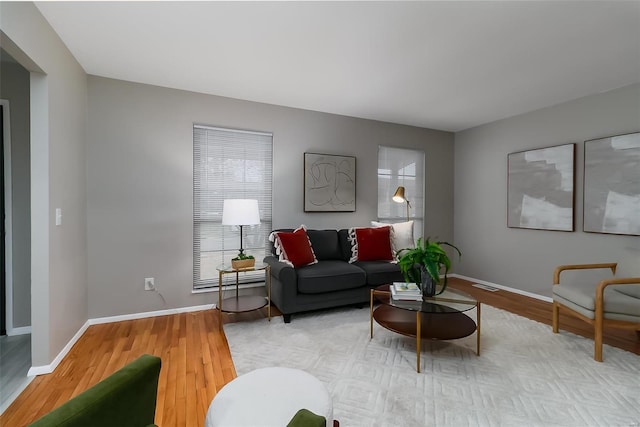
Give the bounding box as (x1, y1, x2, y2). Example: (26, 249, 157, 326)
(0, 104, 5, 336)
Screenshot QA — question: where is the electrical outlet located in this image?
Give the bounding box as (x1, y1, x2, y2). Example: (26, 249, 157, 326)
(144, 277, 155, 291)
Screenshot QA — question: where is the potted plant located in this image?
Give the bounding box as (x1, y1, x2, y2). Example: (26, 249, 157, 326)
(397, 237, 462, 297)
(231, 253, 255, 270)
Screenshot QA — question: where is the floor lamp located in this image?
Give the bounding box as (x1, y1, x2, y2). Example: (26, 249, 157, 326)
(222, 199, 261, 257)
(392, 186, 411, 221)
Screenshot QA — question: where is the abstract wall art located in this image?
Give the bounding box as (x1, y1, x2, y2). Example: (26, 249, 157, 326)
(507, 143, 576, 231)
(583, 132, 640, 236)
(304, 152, 356, 212)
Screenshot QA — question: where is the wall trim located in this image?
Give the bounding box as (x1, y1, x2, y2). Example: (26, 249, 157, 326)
(87, 304, 214, 326)
(7, 325, 31, 336)
(1, 99, 14, 336)
(27, 303, 215, 376)
(451, 274, 553, 303)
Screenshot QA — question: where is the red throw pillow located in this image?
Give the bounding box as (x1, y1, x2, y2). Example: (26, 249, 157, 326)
(348, 226, 394, 262)
(271, 226, 317, 268)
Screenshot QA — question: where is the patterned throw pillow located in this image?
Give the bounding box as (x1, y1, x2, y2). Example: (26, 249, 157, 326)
(269, 225, 318, 268)
(348, 226, 394, 262)
(371, 220, 415, 257)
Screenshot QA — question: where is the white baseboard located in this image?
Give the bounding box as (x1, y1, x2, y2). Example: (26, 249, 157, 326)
(451, 274, 553, 303)
(7, 326, 32, 336)
(87, 304, 214, 326)
(27, 304, 215, 376)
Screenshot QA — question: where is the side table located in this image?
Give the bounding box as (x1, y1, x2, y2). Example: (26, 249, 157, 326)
(216, 263, 271, 328)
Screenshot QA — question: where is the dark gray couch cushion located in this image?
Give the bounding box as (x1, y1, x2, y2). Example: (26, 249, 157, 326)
(296, 260, 366, 294)
(354, 261, 403, 286)
(306, 229, 342, 260)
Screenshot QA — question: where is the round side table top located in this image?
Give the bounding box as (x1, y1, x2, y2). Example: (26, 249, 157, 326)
(205, 367, 333, 427)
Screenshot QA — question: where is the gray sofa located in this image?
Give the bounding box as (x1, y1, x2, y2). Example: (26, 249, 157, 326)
(264, 228, 403, 322)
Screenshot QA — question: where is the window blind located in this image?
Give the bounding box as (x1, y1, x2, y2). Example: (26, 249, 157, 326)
(377, 146, 425, 240)
(193, 125, 273, 290)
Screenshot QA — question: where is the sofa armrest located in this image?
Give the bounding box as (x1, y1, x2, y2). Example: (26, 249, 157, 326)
(264, 256, 296, 283)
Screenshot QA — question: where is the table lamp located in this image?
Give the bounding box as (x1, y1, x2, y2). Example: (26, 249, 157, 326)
(222, 199, 261, 256)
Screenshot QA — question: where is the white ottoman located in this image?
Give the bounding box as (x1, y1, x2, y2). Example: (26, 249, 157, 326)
(205, 367, 333, 427)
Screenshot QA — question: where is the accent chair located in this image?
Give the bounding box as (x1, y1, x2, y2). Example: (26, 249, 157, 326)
(552, 262, 640, 362)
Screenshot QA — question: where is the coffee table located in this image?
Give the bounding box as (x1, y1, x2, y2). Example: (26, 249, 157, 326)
(370, 284, 480, 373)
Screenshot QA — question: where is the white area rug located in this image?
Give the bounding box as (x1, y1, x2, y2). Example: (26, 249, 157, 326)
(224, 305, 640, 427)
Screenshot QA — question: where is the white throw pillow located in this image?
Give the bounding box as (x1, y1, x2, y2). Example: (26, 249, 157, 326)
(371, 220, 415, 256)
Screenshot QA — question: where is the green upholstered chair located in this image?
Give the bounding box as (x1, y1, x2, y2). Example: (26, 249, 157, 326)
(552, 263, 640, 362)
(287, 409, 327, 427)
(28, 354, 162, 427)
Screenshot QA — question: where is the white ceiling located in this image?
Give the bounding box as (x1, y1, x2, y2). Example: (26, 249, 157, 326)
(35, 1, 640, 132)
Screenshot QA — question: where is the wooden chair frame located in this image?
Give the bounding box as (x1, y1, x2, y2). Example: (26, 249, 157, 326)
(552, 263, 640, 362)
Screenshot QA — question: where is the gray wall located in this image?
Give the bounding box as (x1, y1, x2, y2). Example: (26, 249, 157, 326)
(87, 76, 454, 318)
(0, 51, 31, 329)
(0, 2, 88, 366)
(454, 83, 640, 297)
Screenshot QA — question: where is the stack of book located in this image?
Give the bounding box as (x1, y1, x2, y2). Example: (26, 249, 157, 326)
(390, 282, 422, 301)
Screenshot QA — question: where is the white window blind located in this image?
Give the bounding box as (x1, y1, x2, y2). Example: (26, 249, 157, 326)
(193, 125, 273, 290)
(377, 146, 424, 241)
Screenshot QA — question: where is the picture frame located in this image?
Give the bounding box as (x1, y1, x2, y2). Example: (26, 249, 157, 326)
(507, 143, 575, 231)
(583, 132, 640, 236)
(304, 152, 356, 212)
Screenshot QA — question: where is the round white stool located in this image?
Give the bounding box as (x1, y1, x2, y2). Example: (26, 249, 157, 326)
(205, 367, 333, 427)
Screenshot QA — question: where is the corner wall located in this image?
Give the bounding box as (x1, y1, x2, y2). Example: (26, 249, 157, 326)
(87, 76, 454, 318)
(454, 83, 640, 297)
(0, 2, 88, 366)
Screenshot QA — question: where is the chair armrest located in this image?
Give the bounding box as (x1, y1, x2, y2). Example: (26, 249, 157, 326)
(595, 277, 640, 313)
(553, 263, 617, 285)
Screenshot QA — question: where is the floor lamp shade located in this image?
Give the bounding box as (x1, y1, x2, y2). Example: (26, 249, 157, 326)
(392, 186, 411, 221)
(222, 199, 261, 226)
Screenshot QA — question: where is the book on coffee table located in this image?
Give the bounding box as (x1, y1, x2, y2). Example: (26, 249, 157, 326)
(391, 282, 422, 301)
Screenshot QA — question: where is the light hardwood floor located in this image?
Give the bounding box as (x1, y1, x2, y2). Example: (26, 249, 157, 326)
(1, 277, 638, 426)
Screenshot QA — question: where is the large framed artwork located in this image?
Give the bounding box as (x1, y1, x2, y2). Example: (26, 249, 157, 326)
(507, 143, 575, 231)
(583, 132, 640, 236)
(304, 152, 356, 212)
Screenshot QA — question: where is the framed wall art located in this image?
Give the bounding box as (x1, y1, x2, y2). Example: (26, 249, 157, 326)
(507, 143, 575, 231)
(583, 132, 640, 236)
(304, 152, 356, 212)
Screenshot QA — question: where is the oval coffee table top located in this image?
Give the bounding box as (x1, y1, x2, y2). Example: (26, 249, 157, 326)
(374, 284, 477, 314)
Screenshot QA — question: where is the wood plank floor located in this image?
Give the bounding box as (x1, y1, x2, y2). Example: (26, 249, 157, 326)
(1, 277, 638, 426)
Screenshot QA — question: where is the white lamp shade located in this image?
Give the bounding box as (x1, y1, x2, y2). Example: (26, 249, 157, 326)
(222, 199, 261, 226)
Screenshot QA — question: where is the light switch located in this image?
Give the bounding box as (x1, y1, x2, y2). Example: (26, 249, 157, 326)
(55, 208, 62, 226)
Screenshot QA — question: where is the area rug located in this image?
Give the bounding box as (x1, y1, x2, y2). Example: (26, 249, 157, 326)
(223, 305, 640, 426)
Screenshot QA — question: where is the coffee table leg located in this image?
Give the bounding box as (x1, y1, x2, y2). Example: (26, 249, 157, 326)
(416, 311, 421, 373)
(476, 302, 481, 356)
(370, 289, 374, 339)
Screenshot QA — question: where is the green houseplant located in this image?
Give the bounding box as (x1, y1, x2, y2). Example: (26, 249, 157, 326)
(397, 237, 462, 296)
(231, 252, 255, 269)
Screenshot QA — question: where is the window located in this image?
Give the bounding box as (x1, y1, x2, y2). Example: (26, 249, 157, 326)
(377, 146, 424, 241)
(193, 125, 273, 290)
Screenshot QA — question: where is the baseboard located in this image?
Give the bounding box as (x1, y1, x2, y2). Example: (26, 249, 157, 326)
(27, 303, 215, 376)
(87, 304, 214, 326)
(7, 325, 32, 336)
(451, 274, 553, 303)
(27, 319, 90, 376)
